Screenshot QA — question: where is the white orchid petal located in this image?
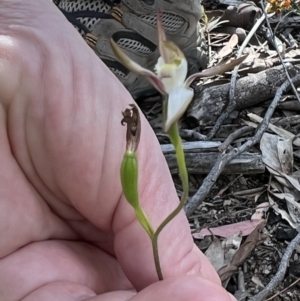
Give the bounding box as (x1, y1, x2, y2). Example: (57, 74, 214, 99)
(154, 57, 165, 74)
(173, 58, 188, 87)
(110, 39, 167, 94)
(157, 58, 188, 93)
(160, 66, 176, 93)
(164, 87, 194, 132)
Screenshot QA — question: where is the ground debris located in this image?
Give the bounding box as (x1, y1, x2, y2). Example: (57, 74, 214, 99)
(139, 1, 300, 299)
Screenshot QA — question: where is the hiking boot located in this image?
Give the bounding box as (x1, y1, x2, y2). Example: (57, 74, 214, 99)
(56, 0, 208, 99)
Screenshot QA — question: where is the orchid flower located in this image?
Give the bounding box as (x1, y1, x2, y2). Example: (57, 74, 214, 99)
(115, 17, 248, 282)
(111, 16, 247, 133)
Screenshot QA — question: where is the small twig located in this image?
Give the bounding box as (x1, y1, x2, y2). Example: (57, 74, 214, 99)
(260, 0, 300, 104)
(268, 277, 300, 300)
(206, 11, 267, 140)
(234, 268, 250, 300)
(265, 277, 300, 300)
(249, 232, 300, 301)
(207, 31, 212, 62)
(185, 73, 300, 217)
(216, 174, 243, 197)
(219, 126, 253, 151)
(179, 129, 207, 141)
(273, 10, 294, 39)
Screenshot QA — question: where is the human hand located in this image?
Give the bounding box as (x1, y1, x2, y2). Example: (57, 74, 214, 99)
(0, 1, 235, 300)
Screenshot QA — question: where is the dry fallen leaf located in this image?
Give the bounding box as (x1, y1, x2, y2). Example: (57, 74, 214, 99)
(233, 186, 266, 200)
(268, 193, 298, 229)
(222, 232, 243, 265)
(267, 165, 300, 191)
(260, 133, 300, 191)
(218, 220, 267, 282)
(273, 192, 300, 224)
(193, 219, 263, 239)
(218, 34, 239, 58)
(277, 136, 293, 175)
(260, 133, 293, 175)
(249, 113, 300, 146)
(251, 202, 270, 220)
(205, 236, 225, 272)
(252, 276, 265, 288)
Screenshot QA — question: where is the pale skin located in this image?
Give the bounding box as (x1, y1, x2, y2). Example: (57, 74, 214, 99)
(0, 1, 236, 300)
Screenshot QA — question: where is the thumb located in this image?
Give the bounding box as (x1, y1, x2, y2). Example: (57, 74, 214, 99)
(128, 275, 236, 301)
(112, 103, 221, 289)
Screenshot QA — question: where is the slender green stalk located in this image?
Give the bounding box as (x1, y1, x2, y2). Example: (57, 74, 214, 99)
(135, 205, 155, 238)
(151, 234, 163, 280)
(151, 118, 189, 280)
(167, 123, 189, 200)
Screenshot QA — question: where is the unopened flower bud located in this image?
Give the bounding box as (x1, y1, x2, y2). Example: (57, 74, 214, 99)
(120, 105, 154, 237)
(121, 151, 139, 208)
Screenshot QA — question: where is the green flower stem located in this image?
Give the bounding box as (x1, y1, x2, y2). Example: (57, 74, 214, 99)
(167, 123, 189, 200)
(151, 231, 163, 280)
(135, 205, 155, 238)
(152, 121, 189, 281)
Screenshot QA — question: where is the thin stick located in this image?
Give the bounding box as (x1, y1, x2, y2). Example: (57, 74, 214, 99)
(250, 232, 300, 301)
(219, 126, 253, 151)
(260, 0, 300, 103)
(206, 11, 268, 140)
(185, 73, 300, 217)
(265, 277, 300, 300)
